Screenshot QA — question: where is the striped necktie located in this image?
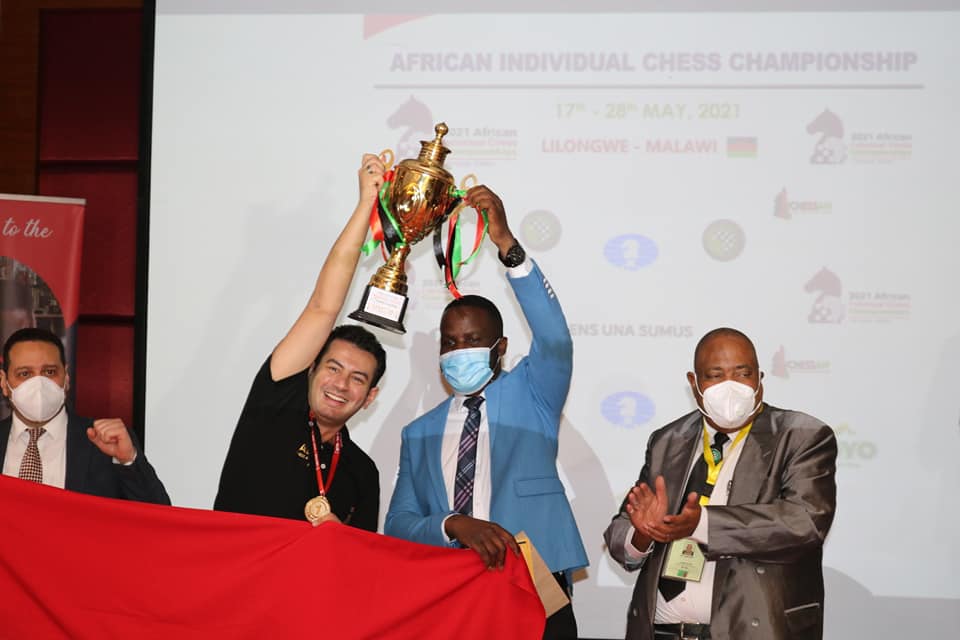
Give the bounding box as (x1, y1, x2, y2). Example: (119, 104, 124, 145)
(453, 396, 485, 516)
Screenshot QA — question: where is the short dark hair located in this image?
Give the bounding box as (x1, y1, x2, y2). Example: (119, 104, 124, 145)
(693, 327, 757, 370)
(442, 295, 504, 337)
(314, 324, 386, 387)
(3, 327, 66, 372)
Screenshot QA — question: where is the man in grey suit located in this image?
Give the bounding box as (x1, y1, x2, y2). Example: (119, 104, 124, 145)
(604, 328, 836, 640)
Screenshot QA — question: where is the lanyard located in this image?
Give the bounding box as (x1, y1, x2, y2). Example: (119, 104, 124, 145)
(309, 423, 342, 498)
(699, 423, 752, 506)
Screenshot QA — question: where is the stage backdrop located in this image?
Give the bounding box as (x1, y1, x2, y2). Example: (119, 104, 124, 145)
(145, 2, 960, 638)
(0, 193, 84, 417)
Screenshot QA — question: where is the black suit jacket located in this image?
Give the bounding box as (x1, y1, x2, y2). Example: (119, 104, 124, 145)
(0, 413, 170, 504)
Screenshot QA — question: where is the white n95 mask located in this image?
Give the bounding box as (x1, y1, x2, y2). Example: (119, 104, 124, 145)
(695, 377, 760, 430)
(10, 376, 65, 424)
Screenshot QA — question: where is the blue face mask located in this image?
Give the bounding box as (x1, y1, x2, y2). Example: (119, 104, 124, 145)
(439, 338, 502, 395)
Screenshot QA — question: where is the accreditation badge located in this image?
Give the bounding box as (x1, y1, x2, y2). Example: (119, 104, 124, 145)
(660, 538, 705, 583)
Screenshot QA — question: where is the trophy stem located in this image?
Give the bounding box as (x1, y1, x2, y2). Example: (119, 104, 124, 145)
(368, 244, 411, 296)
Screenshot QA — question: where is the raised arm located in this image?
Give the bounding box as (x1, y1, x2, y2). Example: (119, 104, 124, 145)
(464, 186, 573, 419)
(270, 154, 385, 381)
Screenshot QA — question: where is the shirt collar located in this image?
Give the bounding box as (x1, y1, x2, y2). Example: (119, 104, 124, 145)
(11, 407, 69, 442)
(700, 417, 752, 445)
(454, 392, 486, 413)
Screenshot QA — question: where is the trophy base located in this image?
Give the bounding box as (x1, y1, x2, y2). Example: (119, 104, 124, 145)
(348, 285, 409, 334)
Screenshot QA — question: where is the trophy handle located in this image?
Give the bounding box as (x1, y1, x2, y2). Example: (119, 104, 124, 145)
(379, 148, 395, 171)
(459, 173, 478, 191)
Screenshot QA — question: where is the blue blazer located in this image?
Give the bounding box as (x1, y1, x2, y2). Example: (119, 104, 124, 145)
(0, 413, 170, 504)
(385, 260, 588, 575)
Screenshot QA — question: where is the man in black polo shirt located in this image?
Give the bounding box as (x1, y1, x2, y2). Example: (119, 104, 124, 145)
(213, 154, 388, 531)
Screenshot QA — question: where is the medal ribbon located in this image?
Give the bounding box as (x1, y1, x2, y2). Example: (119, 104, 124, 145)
(309, 417, 342, 498)
(698, 423, 752, 506)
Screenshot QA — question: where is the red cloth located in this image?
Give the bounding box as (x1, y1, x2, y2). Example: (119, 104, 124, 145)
(0, 476, 545, 639)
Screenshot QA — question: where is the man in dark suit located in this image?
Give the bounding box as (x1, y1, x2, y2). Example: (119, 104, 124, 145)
(0, 328, 169, 504)
(604, 328, 836, 640)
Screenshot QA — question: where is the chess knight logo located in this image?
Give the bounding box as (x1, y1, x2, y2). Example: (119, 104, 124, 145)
(804, 267, 846, 324)
(806, 109, 847, 165)
(386, 96, 435, 160)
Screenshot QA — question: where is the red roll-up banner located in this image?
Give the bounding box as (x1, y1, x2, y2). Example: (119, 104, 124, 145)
(0, 193, 85, 416)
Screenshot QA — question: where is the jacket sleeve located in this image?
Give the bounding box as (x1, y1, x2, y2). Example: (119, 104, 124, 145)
(604, 432, 654, 571)
(384, 428, 456, 548)
(116, 428, 171, 505)
(705, 423, 837, 563)
(507, 260, 573, 427)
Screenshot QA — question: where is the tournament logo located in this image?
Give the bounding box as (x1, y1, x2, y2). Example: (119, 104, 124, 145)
(804, 267, 846, 324)
(387, 96, 434, 160)
(774, 188, 832, 220)
(604, 234, 658, 270)
(600, 391, 656, 429)
(771, 345, 831, 378)
(520, 210, 562, 252)
(807, 109, 848, 165)
(806, 108, 912, 165)
(702, 219, 745, 262)
(803, 267, 911, 324)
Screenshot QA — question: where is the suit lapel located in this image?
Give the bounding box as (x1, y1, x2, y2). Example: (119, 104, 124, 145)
(64, 414, 91, 492)
(728, 405, 776, 505)
(0, 417, 11, 462)
(661, 413, 702, 513)
(485, 380, 501, 469)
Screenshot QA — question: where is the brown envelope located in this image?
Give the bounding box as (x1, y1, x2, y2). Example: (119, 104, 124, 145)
(515, 531, 570, 617)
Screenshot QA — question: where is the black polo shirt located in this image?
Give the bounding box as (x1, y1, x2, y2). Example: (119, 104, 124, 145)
(214, 355, 379, 531)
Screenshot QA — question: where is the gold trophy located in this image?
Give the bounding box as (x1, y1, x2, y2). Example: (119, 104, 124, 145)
(349, 122, 462, 334)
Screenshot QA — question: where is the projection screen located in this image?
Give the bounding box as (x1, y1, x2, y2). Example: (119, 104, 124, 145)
(146, 2, 960, 637)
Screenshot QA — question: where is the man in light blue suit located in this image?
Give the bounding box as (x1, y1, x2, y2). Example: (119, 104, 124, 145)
(385, 186, 587, 639)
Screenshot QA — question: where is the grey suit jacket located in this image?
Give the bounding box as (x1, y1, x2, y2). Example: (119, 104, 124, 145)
(0, 413, 170, 505)
(604, 404, 836, 640)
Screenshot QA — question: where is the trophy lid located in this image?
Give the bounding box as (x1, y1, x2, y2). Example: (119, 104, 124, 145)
(417, 123, 452, 167)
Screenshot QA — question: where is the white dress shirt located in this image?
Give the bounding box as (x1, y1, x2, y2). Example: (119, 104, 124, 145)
(3, 408, 69, 488)
(623, 419, 749, 624)
(441, 391, 492, 537)
(439, 257, 532, 541)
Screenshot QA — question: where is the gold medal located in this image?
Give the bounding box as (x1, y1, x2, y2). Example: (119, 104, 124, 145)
(305, 495, 331, 524)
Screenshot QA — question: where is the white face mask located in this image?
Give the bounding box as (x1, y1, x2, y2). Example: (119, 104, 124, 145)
(10, 376, 66, 424)
(694, 376, 761, 430)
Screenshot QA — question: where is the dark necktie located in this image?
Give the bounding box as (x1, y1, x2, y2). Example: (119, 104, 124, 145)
(453, 396, 484, 516)
(659, 431, 730, 602)
(19, 426, 46, 484)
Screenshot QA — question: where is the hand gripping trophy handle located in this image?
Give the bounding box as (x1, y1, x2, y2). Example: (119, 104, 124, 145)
(349, 123, 463, 333)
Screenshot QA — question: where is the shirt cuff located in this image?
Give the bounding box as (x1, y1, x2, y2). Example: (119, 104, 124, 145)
(112, 452, 138, 466)
(690, 507, 709, 545)
(623, 527, 655, 561)
(505, 257, 532, 279)
(441, 512, 457, 544)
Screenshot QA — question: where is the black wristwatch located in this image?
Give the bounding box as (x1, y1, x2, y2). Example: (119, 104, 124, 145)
(498, 242, 526, 268)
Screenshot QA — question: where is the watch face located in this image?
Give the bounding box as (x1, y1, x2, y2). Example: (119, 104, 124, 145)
(501, 243, 525, 267)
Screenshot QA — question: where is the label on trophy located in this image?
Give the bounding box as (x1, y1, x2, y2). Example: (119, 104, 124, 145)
(362, 287, 406, 322)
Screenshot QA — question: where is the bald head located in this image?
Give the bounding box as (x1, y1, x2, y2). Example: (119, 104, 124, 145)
(693, 327, 758, 373)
